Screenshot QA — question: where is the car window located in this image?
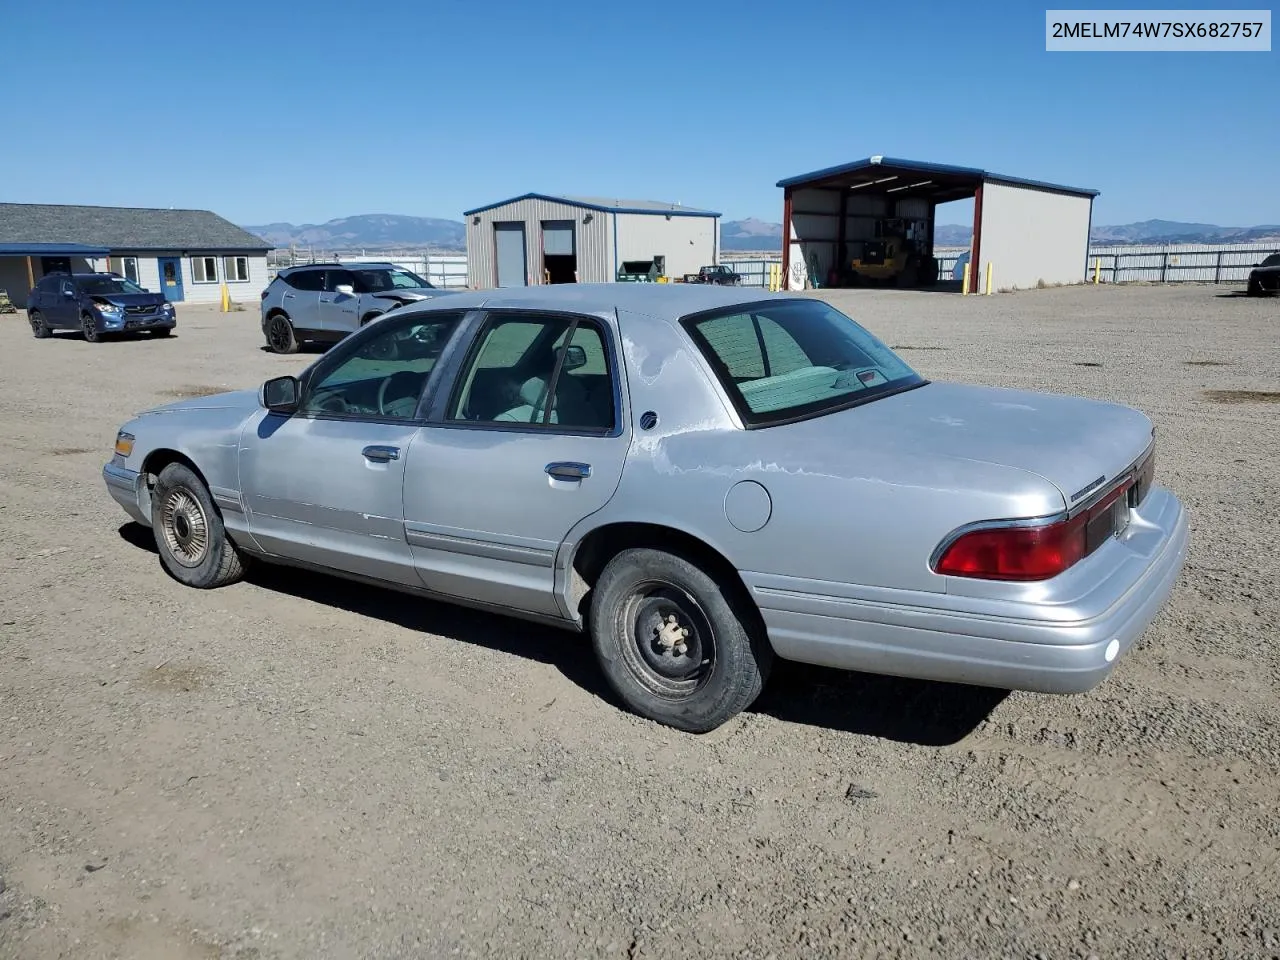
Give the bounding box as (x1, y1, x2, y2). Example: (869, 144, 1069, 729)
(324, 269, 357, 292)
(285, 269, 325, 292)
(77, 277, 146, 295)
(1262, 254, 1280, 268)
(300, 312, 463, 420)
(351, 268, 432, 292)
(448, 315, 616, 431)
(682, 298, 923, 426)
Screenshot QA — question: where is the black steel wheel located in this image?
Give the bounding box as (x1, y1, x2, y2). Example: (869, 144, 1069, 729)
(589, 546, 772, 733)
(266, 313, 297, 354)
(81, 312, 101, 343)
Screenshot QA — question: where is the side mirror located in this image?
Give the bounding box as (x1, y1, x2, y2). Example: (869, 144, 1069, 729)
(560, 343, 588, 371)
(335, 284, 355, 297)
(261, 375, 300, 414)
(63, 289, 77, 299)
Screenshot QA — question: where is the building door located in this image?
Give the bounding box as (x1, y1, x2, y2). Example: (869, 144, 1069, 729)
(157, 257, 185, 301)
(494, 222, 527, 287)
(40, 256, 71, 275)
(541, 220, 577, 283)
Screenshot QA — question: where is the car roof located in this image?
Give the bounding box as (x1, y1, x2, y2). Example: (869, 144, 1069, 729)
(282, 262, 398, 271)
(409, 282, 796, 323)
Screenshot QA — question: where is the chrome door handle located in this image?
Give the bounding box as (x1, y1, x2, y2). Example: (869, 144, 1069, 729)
(363, 445, 400, 462)
(546, 461, 591, 480)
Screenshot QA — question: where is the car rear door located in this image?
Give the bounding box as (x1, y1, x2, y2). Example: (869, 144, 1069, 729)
(280, 268, 324, 334)
(403, 309, 630, 618)
(317, 268, 360, 336)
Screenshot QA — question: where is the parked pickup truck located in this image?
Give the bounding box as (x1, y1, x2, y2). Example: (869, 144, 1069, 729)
(683, 264, 741, 285)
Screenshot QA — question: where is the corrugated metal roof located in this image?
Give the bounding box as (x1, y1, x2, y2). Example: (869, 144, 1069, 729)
(463, 193, 720, 218)
(0, 202, 272, 251)
(0, 241, 110, 256)
(776, 155, 1100, 198)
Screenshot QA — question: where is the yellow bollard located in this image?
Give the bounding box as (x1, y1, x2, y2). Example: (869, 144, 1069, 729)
(1093, 258, 1100, 284)
(220, 282, 230, 312)
(961, 263, 970, 296)
(985, 262, 993, 295)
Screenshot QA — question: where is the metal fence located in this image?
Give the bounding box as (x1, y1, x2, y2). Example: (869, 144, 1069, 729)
(264, 242, 1278, 291)
(266, 250, 469, 288)
(1085, 243, 1277, 284)
(724, 242, 1279, 288)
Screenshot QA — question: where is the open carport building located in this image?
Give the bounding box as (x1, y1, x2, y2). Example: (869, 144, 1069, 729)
(463, 193, 720, 288)
(776, 156, 1099, 292)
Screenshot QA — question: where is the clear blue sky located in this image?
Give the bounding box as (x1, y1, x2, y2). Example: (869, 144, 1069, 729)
(1, 0, 1275, 227)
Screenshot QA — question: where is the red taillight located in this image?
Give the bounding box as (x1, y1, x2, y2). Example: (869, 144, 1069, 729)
(934, 516, 1086, 581)
(935, 479, 1134, 582)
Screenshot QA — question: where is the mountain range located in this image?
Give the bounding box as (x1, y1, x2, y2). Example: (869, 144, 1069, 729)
(241, 214, 1280, 253)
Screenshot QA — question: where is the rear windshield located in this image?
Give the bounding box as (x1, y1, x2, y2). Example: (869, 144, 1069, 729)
(79, 277, 146, 295)
(681, 298, 924, 427)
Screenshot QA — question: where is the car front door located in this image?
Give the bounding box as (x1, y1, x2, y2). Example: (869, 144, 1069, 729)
(404, 310, 630, 618)
(317, 268, 360, 336)
(49, 277, 79, 326)
(238, 309, 466, 585)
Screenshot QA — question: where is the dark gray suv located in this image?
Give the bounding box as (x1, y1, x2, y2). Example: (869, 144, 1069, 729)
(259, 262, 455, 354)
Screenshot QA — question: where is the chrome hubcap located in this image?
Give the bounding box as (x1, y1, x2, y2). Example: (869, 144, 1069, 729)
(160, 488, 209, 567)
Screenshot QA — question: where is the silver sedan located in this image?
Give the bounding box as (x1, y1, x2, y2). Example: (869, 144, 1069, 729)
(103, 284, 1188, 732)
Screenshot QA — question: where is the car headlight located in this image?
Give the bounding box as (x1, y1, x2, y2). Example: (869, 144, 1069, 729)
(96, 302, 123, 314)
(162, 302, 175, 314)
(114, 432, 134, 457)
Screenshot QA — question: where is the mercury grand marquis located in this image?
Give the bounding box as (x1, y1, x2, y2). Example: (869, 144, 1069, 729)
(103, 284, 1189, 732)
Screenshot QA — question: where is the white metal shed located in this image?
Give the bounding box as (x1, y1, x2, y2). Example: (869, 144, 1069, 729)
(463, 193, 721, 288)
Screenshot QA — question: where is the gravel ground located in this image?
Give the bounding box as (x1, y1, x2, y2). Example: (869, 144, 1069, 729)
(1, 284, 1278, 960)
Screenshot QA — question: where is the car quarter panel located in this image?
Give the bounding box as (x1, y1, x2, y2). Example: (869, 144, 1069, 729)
(106, 390, 263, 544)
(557, 307, 1067, 600)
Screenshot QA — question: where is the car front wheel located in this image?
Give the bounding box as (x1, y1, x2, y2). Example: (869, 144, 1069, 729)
(29, 310, 50, 338)
(588, 547, 773, 733)
(81, 312, 101, 343)
(151, 462, 248, 588)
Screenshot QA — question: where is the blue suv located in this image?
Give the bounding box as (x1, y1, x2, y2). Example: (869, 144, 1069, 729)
(26, 272, 177, 342)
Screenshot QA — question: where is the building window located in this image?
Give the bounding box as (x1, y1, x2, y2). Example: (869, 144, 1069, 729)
(223, 256, 250, 282)
(110, 256, 140, 283)
(191, 256, 219, 283)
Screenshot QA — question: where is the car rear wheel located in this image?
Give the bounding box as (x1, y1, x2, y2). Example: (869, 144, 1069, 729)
(588, 547, 773, 733)
(80, 312, 101, 343)
(266, 313, 297, 354)
(150, 462, 248, 589)
(1247, 276, 1263, 296)
(360, 311, 383, 327)
(29, 310, 50, 338)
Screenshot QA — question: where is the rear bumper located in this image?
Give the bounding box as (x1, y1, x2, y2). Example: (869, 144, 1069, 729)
(103, 461, 149, 526)
(749, 486, 1189, 694)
